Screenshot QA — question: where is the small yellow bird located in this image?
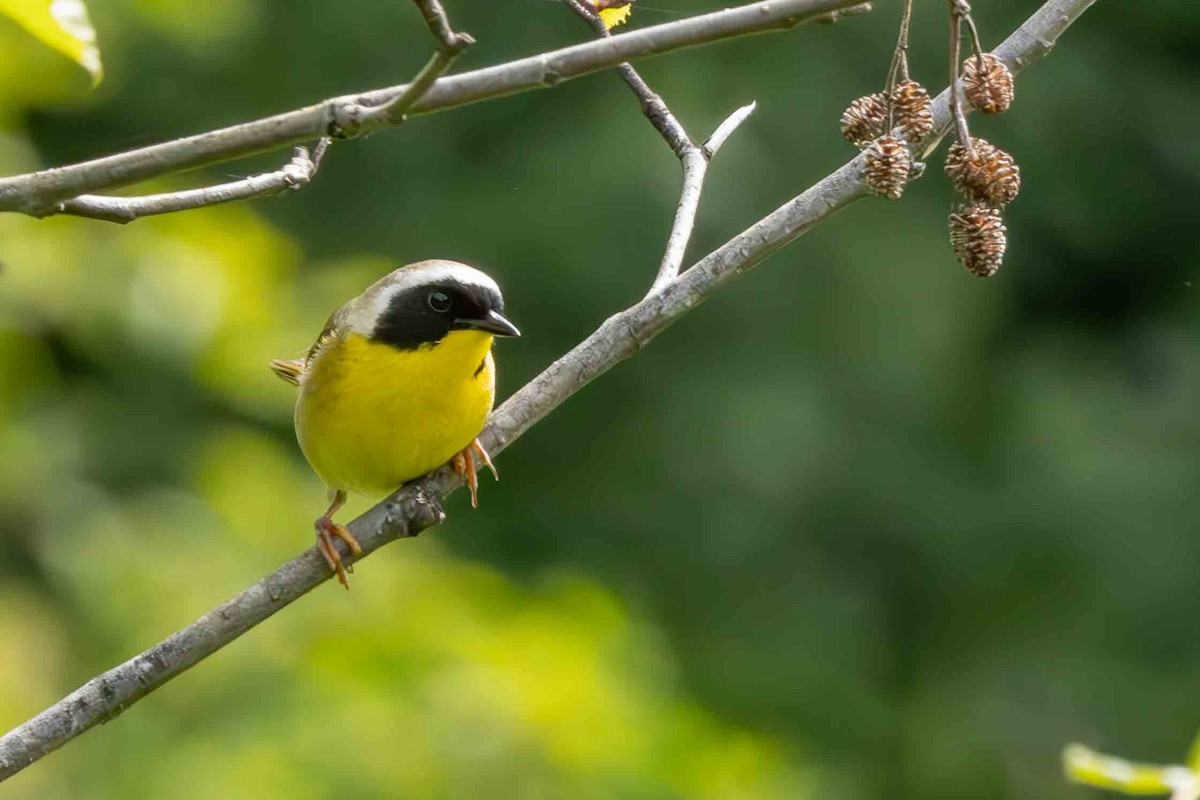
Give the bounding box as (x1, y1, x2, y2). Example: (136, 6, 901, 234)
(271, 260, 520, 588)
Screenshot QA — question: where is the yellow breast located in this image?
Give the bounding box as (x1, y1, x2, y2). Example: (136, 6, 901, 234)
(295, 330, 496, 498)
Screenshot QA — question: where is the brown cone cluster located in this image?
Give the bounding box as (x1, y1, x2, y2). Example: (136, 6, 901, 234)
(841, 92, 887, 149)
(892, 79, 933, 141)
(949, 204, 1007, 277)
(835, 10, 1022, 277)
(962, 54, 1014, 114)
(864, 134, 912, 199)
(944, 138, 1021, 206)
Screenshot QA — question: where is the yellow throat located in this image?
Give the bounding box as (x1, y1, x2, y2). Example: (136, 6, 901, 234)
(295, 330, 496, 498)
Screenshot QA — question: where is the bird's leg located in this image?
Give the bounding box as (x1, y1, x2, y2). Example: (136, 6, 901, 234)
(452, 447, 478, 508)
(314, 490, 362, 590)
(471, 439, 499, 482)
(452, 438, 498, 509)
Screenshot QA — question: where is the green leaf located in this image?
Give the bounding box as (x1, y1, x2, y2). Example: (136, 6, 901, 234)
(0, 0, 102, 85)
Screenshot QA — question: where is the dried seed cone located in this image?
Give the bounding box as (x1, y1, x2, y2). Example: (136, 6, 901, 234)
(944, 138, 1021, 206)
(962, 54, 1014, 114)
(841, 92, 887, 149)
(949, 204, 1007, 277)
(864, 134, 912, 199)
(892, 79, 934, 140)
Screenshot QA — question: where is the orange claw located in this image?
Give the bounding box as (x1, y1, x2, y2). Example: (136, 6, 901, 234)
(453, 438, 498, 508)
(471, 439, 499, 482)
(453, 447, 478, 508)
(313, 490, 361, 589)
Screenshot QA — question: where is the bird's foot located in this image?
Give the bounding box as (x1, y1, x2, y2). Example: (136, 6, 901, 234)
(452, 438, 499, 509)
(315, 515, 362, 590)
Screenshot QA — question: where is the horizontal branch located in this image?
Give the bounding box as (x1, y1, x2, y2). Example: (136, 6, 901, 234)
(0, 0, 1099, 782)
(43, 0, 469, 223)
(0, 0, 866, 216)
(50, 143, 328, 223)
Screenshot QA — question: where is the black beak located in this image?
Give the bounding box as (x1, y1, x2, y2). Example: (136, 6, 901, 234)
(455, 309, 521, 337)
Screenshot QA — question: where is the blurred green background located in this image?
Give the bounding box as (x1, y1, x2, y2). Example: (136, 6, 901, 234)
(1, 1, 1197, 797)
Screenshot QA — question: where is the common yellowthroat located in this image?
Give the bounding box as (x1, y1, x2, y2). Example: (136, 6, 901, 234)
(271, 260, 520, 587)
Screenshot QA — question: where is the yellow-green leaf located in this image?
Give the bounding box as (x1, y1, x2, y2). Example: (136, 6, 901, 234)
(1064, 744, 1197, 796)
(599, 5, 631, 29)
(0, 0, 102, 85)
(589, 0, 632, 30)
(598, 5, 632, 29)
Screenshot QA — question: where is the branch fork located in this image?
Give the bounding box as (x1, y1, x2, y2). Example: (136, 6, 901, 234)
(560, 0, 758, 296)
(375, 0, 476, 124)
(43, 0, 474, 221)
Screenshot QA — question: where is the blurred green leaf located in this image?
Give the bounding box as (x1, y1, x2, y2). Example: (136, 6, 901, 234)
(1064, 744, 1196, 796)
(0, 0, 101, 84)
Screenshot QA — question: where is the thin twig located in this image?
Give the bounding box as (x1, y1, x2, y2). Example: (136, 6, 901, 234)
(702, 101, 757, 159)
(962, 7, 986, 65)
(897, 0, 913, 82)
(884, 0, 915, 128)
(50, 0, 471, 222)
(0, 0, 864, 216)
(560, 0, 759, 294)
(560, 0, 693, 156)
(948, 0, 972, 146)
(0, 0, 1100, 782)
(412, 0, 472, 52)
(651, 102, 758, 296)
(378, 52, 458, 124)
(49, 141, 330, 224)
(377, 0, 475, 123)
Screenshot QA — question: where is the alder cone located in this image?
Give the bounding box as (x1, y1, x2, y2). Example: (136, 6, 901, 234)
(864, 134, 911, 199)
(892, 79, 934, 140)
(944, 138, 1021, 206)
(841, 92, 887, 149)
(962, 54, 1014, 114)
(949, 204, 1007, 277)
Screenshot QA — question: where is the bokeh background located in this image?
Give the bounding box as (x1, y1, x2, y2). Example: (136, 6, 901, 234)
(1, 1, 1197, 797)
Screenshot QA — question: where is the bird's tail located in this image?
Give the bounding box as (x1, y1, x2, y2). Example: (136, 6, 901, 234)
(269, 358, 305, 386)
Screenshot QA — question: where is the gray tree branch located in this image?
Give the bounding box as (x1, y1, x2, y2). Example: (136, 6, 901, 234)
(0, 0, 866, 217)
(42, 0, 472, 223)
(0, 0, 1098, 782)
(51, 142, 329, 224)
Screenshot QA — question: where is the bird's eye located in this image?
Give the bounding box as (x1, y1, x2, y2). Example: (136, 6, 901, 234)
(427, 291, 452, 313)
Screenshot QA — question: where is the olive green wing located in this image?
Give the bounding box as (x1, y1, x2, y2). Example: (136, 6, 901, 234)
(268, 311, 342, 387)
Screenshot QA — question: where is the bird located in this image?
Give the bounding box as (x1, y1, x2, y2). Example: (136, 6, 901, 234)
(270, 260, 520, 588)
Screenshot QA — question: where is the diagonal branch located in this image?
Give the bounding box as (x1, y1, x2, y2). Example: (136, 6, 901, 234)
(49, 141, 330, 224)
(0, 0, 867, 216)
(0, 0, 1099, 783)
